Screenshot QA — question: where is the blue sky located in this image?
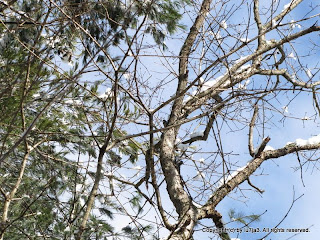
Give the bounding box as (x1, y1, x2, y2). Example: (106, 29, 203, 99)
(77, 0, 320, 239)
(190, 1, 320, 239)
(6, 0, 320, 239)
(166, 1, 319, 239)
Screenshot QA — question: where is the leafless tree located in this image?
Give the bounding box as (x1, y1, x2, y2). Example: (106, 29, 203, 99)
(1, 0, 320, 239)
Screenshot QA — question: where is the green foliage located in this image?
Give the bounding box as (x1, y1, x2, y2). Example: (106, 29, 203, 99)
(98, 206, 114, 219)
(0, 0, 188, 239)
(228, 208, 261, 226)
(122, 224, 154, 240)
(129, 192, 143, 214)
(62, 0, 189, 62)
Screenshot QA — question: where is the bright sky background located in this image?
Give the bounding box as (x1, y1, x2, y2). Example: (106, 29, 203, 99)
(195, 0, 320, 239)
(94, 0, 320, 239)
